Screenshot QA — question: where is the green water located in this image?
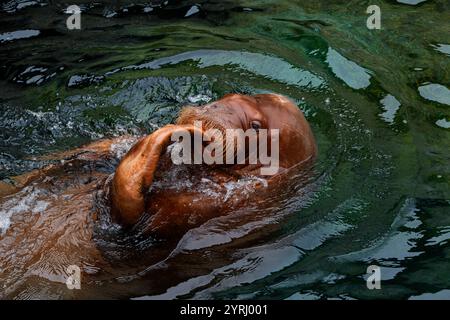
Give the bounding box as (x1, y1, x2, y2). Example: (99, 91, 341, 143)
(0, 0, 449, 299)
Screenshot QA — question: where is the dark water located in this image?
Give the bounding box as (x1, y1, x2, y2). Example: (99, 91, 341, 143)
(0, 0, 449, 299)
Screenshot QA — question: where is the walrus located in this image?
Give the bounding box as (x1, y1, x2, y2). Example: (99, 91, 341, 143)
(1, 93, 317, 236)
(0, 93, 316, 297)
(109, 93, 317, 237)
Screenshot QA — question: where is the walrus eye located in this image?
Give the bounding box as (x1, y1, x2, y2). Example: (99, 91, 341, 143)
(250, 120, 262, 131)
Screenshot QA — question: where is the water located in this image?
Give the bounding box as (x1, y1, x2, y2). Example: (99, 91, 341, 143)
(0, 0, 449, 300)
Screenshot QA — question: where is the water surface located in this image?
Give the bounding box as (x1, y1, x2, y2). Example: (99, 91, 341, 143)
(0, 0, 449, 299)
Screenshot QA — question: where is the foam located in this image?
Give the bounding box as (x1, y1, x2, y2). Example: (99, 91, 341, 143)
(0, 186, 48, 235)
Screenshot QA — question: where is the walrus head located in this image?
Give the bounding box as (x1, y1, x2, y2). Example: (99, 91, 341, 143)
(111, 93, 317, 228)
(176, 93, 317, 172)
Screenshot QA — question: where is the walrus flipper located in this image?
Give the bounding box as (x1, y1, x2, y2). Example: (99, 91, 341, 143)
(110, 125, 202, 227)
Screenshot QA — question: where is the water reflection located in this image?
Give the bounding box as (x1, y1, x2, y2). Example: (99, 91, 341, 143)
(379, 94, 401, 124)
(0, 29, 40, 43)
(325, 48, 372, 90)
(418, 83, 450, 106)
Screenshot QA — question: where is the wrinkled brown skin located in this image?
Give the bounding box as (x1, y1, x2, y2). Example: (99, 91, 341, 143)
(110, 93, 317, 237)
